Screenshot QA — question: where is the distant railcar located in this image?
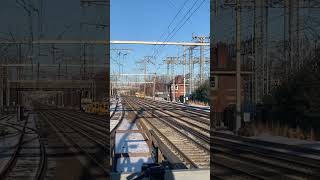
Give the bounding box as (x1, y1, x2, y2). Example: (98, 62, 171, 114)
(81, 98, 93, 112)
(135, 92, 145, 98)
(98, 102, 108, 115)
(84, 101, 107, 115)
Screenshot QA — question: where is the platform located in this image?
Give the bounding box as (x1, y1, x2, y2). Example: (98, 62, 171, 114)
(250, 133, 320, 150)
(114, 107, 153, 173)
(111, 169, 210, 180)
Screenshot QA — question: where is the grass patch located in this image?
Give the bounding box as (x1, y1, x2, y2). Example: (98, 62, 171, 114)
(252, 121, 318, 141)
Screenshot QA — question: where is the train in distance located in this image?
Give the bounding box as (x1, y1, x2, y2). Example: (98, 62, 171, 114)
(135, 92, 145, 98)
(81, 98, 108, 115)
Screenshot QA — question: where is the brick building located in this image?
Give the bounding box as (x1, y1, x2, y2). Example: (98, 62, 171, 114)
(168, 75, 187, 102)
(211, 42, 246, 113)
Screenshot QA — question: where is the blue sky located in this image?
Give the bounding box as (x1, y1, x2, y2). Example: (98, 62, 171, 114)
(110, 0, 210, 77)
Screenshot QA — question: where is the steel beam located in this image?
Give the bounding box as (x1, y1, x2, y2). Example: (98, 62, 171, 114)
(110, 40, 209, 46)
(211, 71, 253, 75)
(110, 73, 156, 76)
(111, 81, 154, 84)
(8, 80, 94, 89)
(0, 40, 209, 46)
(0, 64, 107, 68)
(0, 40, 107, 44)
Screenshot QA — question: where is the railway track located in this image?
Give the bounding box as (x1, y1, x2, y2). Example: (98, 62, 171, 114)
(110, 97, 119, 119)
(110, 97, 125, 132)
(143, 98, 210, 118)
(123, 96, 210, 169)
(0, 114, 47, 180)
(31, 100, 109, 178)
(126, 96, 210, 144)
(38, 110, 109, 179)
(135, 98, 210, 126)
(211, 132, 320, 180)
(124, 97, 320, 179)
(139, 97, 210, 120)
(110, 97, 131, 172)
(52, 110, 108, 133)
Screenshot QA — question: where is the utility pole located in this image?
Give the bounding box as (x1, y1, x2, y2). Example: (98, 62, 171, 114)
(1, 59, 8, 108)
(166, 61, 170, 100)
(0, 66, 3, 111)
(83, 44, 86, 80)
(192, 34, 209, 84)
(183, 47, 186, 103)
(265, 2, 269, 94)
(296, 0, 300, 70)
(288, 0, 293, 72)
(137, 56, 154, 97)
(6, 79, 10, 106)
(152, 75, 156, 100)
(172, 62, 175, 102)
(189, 47, 194, 95)
(58, 63, 61, 80)
(52, 44, 56, 64)
(113, 49, 131, 91)
(200, 45, 204, 83)
(164, 57, 178, 102)
(236, 0, 242, 132)
(144, 62, 147, 96)
(252, 0, 265, 104)
(17, 43, 22, 106)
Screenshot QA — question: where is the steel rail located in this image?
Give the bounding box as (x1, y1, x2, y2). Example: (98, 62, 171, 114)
(140, 97, 210, 118)
(46, 111, 107, 146)
(110, 98, 119, 119)
(124, 97, 209, 169)
(129, 97, 210, 144)
(133, 98, 210, 131)
(39, 112, 109, 176)
(211, 133, 320, 179)
(0, 118, 28, 178)
(0, 115, 47, 180)
(52, 110, 108, 131)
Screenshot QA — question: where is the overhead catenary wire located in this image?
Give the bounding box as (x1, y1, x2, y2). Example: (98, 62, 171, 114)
(151, 0, 207, 60)
(147, 0, 192, 59)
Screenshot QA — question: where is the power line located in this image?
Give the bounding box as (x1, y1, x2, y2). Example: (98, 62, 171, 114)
(147, 0, 192, 59)
(152, 0, 207, 60)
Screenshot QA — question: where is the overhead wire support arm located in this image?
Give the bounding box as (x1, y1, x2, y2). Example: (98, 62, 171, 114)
(0, 40, 209, 46)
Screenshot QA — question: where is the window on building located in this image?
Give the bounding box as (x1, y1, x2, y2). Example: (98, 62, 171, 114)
(211, 75, 218, 90)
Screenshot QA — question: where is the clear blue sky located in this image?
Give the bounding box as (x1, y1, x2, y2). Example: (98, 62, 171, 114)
(110, 0, 210, 77)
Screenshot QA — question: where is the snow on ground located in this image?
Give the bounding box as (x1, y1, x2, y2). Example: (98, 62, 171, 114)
(110, 120, 119, 132)
(115, 113, 153, 173)
(0, 133, 18, 173)
(110, 97, 116, 117)
(116, 157, 153, 173)
(115, 133, 149, 153)
(115, 169, 210, 180)
(0, 115, 25, 173)
(186, 103, 210, 109)
(145, 96, 166, 101)
(117, 117, 138, 130)
(0, 132, 20, 151)
(110, 97, 123, 132)
(0, 116, 20, 150)
(184, 104, 210, 112)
